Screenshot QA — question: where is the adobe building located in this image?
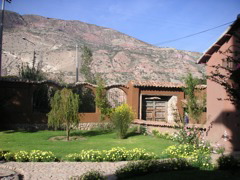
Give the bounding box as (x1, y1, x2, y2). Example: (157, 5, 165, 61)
(198, 15, 240, 152)
(0, 78, 188, 129)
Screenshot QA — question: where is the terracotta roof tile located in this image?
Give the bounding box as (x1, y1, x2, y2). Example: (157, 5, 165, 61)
(132, 81, 184, 88)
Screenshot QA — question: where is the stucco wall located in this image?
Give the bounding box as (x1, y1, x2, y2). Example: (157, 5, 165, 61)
(205, 31, 240, 152)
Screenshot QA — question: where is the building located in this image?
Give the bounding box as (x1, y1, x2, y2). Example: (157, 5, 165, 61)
(198, 15, 240, 151)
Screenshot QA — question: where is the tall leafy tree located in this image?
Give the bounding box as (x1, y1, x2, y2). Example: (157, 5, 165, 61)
(95, 77, 112, 121)
(183, 73, 206, 124)
(80, 45, 96, 84)
(48, 88, 79, 141)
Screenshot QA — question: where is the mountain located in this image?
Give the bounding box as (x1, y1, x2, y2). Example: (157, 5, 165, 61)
(2, 11, 204, 84)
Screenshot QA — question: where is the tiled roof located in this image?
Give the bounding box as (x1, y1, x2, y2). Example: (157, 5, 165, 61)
(106, 84, 129, 89)
(197, 15, 240, 64)
(132, 81, 184, 88)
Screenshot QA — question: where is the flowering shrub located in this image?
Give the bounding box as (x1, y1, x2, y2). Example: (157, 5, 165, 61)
(65, 147, 156, 162)
(14, 151, 29, 162)
(212, 143, 225, 155)
(162, 144, 213, 170)
(4, 152, 15, 161)
(0, 150, 8, 160)
(29, 150, 56, 162)
(172, 126, 200, 145)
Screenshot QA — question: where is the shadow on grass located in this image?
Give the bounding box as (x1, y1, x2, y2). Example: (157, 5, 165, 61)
(127, 169, 240, 180)
(70, 130, 113, 137)
(0, 129, 40, 134)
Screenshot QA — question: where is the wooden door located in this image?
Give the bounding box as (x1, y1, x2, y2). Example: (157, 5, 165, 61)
(142, 98, 167, 121)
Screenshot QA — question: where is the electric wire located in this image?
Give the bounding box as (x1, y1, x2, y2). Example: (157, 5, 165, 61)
(153, 21, 234, 46)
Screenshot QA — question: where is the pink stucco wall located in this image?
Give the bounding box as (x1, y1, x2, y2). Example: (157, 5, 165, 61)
(204, 32, 240, 152)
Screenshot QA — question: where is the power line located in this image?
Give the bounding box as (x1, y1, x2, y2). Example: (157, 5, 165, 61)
(154, 21, 234, 46)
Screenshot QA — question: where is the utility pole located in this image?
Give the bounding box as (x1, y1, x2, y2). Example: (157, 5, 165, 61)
(0, 0, 11, 76)
(75, 44, 78, 82)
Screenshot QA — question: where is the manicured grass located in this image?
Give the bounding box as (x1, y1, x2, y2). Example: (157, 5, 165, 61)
(127, 170, 240, 180)
(0, 129, 176, 158)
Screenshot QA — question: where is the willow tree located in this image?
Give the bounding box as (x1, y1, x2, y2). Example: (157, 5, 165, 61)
(48, 88, 79, 141)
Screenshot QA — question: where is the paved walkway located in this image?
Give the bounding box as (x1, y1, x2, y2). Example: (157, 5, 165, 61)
(0, 161, 128, 180)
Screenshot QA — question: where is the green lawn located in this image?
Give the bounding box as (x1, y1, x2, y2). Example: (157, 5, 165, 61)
(0, 129, 176, 158)
(127, 170, 240, 180)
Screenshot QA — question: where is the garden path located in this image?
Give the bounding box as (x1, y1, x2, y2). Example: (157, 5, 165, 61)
(0, 161, 128, 180)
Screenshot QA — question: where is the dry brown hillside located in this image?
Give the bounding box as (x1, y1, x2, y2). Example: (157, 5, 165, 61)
(2, 11, 204, 84)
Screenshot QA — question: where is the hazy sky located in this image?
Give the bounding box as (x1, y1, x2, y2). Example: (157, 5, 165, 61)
(5, 0, 240, 52)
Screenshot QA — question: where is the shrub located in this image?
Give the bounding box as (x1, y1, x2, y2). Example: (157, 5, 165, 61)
(115, 159, 193, 179)
(4, 152, 15, 161)
(112, 104, 134, 139)
(65, 147, 156, 162)
(162, 144, 213, 170)
(78, 170, 106, 180)
(0, 150, 9, 161)
(14, 151, 29, 162)
(29, 150, 56, 162)
(217, 155, 239, 170)
(172, 126, 200, 145)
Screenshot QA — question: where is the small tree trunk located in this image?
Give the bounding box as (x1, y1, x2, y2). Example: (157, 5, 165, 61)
(66, 125, 70, 141)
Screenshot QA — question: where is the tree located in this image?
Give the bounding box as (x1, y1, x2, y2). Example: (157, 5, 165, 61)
(183, 73, 206, 124)
(18, 51, 47, 81)
(80, 45, 96, 84)
(111, 104, 134, 139)
(95, 77, 112, 121)
(48, 88, 79, 141)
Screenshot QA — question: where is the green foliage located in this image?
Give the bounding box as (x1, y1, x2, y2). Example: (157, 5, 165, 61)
(18, 51, 47, 81)
(29, 150, 56, 162)
(152, 129, 176, 141)
(3, 150, 56, 162)
(48, 88, 79, 141)
(217, 155, 239, 170)
(183, 73, 206, 123)
(115, 159, 194, 179)
(74, 87, 95, 113)
(4, 152, 15, 161)
(95, 78, 112, 121)
(162, 144, 213, 170)
(0, 150, 8, 160)
(65, 147, 156, 162)
(70, 170, 106, 180)
(14, 151, 29, 162)
(80, 45, 96, 84)
(173, 126, 200, 145)
(112, 104, 134, 139)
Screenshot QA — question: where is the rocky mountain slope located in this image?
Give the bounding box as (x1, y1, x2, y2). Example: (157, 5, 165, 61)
(2, 11, 204, 85)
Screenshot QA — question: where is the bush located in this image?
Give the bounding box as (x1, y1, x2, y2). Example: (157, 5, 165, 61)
(115, 159, 193, 179)
(77, 170, 106, 180)
(0, 150, 9, 161)
(112, 104, 134, 139)
(172, 126, 200, 145)
(4, 152, 15, 161)
(217, 155, 239, 170)
(162, 144, 213, 170)
(29, 150, 56, 162)
(65, 147, 156, 162)
(14, 151, 29, 162)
